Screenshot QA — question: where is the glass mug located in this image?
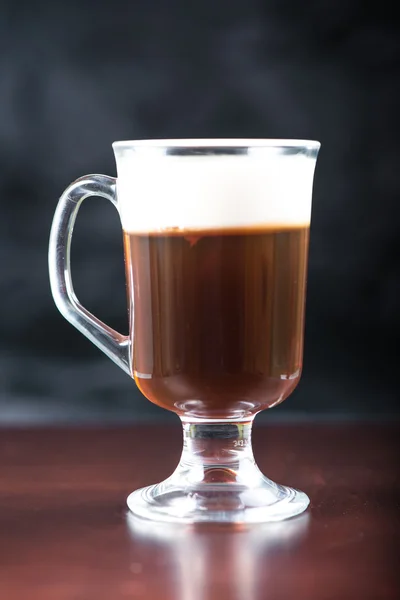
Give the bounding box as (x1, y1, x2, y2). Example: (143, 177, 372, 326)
(49, 139, 320, 523)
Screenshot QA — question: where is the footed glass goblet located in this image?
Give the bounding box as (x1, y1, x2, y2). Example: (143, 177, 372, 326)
(49, 139, 320, 523)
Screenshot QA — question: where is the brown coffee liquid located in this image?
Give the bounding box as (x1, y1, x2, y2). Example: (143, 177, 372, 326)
(124, 225, 309, 419)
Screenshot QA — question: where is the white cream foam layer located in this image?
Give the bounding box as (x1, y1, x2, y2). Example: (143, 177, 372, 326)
(115, 155, 317, 232)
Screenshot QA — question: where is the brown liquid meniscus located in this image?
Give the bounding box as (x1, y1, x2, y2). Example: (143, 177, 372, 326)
(124, 225, 309, 420)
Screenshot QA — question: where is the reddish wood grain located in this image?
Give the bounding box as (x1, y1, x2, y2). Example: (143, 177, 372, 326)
(0, 423, 398, 599)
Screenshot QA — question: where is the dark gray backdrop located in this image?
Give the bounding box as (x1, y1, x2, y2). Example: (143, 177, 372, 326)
(1, 0, 399, 424)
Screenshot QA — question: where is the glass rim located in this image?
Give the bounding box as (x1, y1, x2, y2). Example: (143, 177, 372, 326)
(113, 138, 321, 151)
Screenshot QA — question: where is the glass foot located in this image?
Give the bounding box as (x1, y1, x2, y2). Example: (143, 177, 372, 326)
(127, 480, 309, 524)
(127, 420, 309, 524)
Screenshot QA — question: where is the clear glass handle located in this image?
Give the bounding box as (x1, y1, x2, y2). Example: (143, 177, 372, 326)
(48, 174, 131, 375)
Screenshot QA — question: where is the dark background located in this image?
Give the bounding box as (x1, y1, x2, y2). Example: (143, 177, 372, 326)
(0, 0, 399, 424)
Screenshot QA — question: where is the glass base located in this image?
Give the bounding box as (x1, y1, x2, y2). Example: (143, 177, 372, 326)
(127, 420, 309, 524)
(127, 480, 309, 524)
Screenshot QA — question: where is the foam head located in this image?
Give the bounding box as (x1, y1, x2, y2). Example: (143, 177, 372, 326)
(113, 139, 320, 233)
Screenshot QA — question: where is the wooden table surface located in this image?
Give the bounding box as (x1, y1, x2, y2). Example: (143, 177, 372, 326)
(0, 422, 398, 599)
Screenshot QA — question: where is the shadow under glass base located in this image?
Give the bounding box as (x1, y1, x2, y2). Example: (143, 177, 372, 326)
(127, 421, 309, 524)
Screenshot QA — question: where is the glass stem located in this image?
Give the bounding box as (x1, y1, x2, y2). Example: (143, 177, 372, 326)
(128, 418, 310, 522)
(174, 420, 261, 486)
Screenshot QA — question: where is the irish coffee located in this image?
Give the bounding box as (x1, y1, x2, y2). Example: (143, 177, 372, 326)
(124, 225, 309, 419)
(49, 139, 320, 523)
